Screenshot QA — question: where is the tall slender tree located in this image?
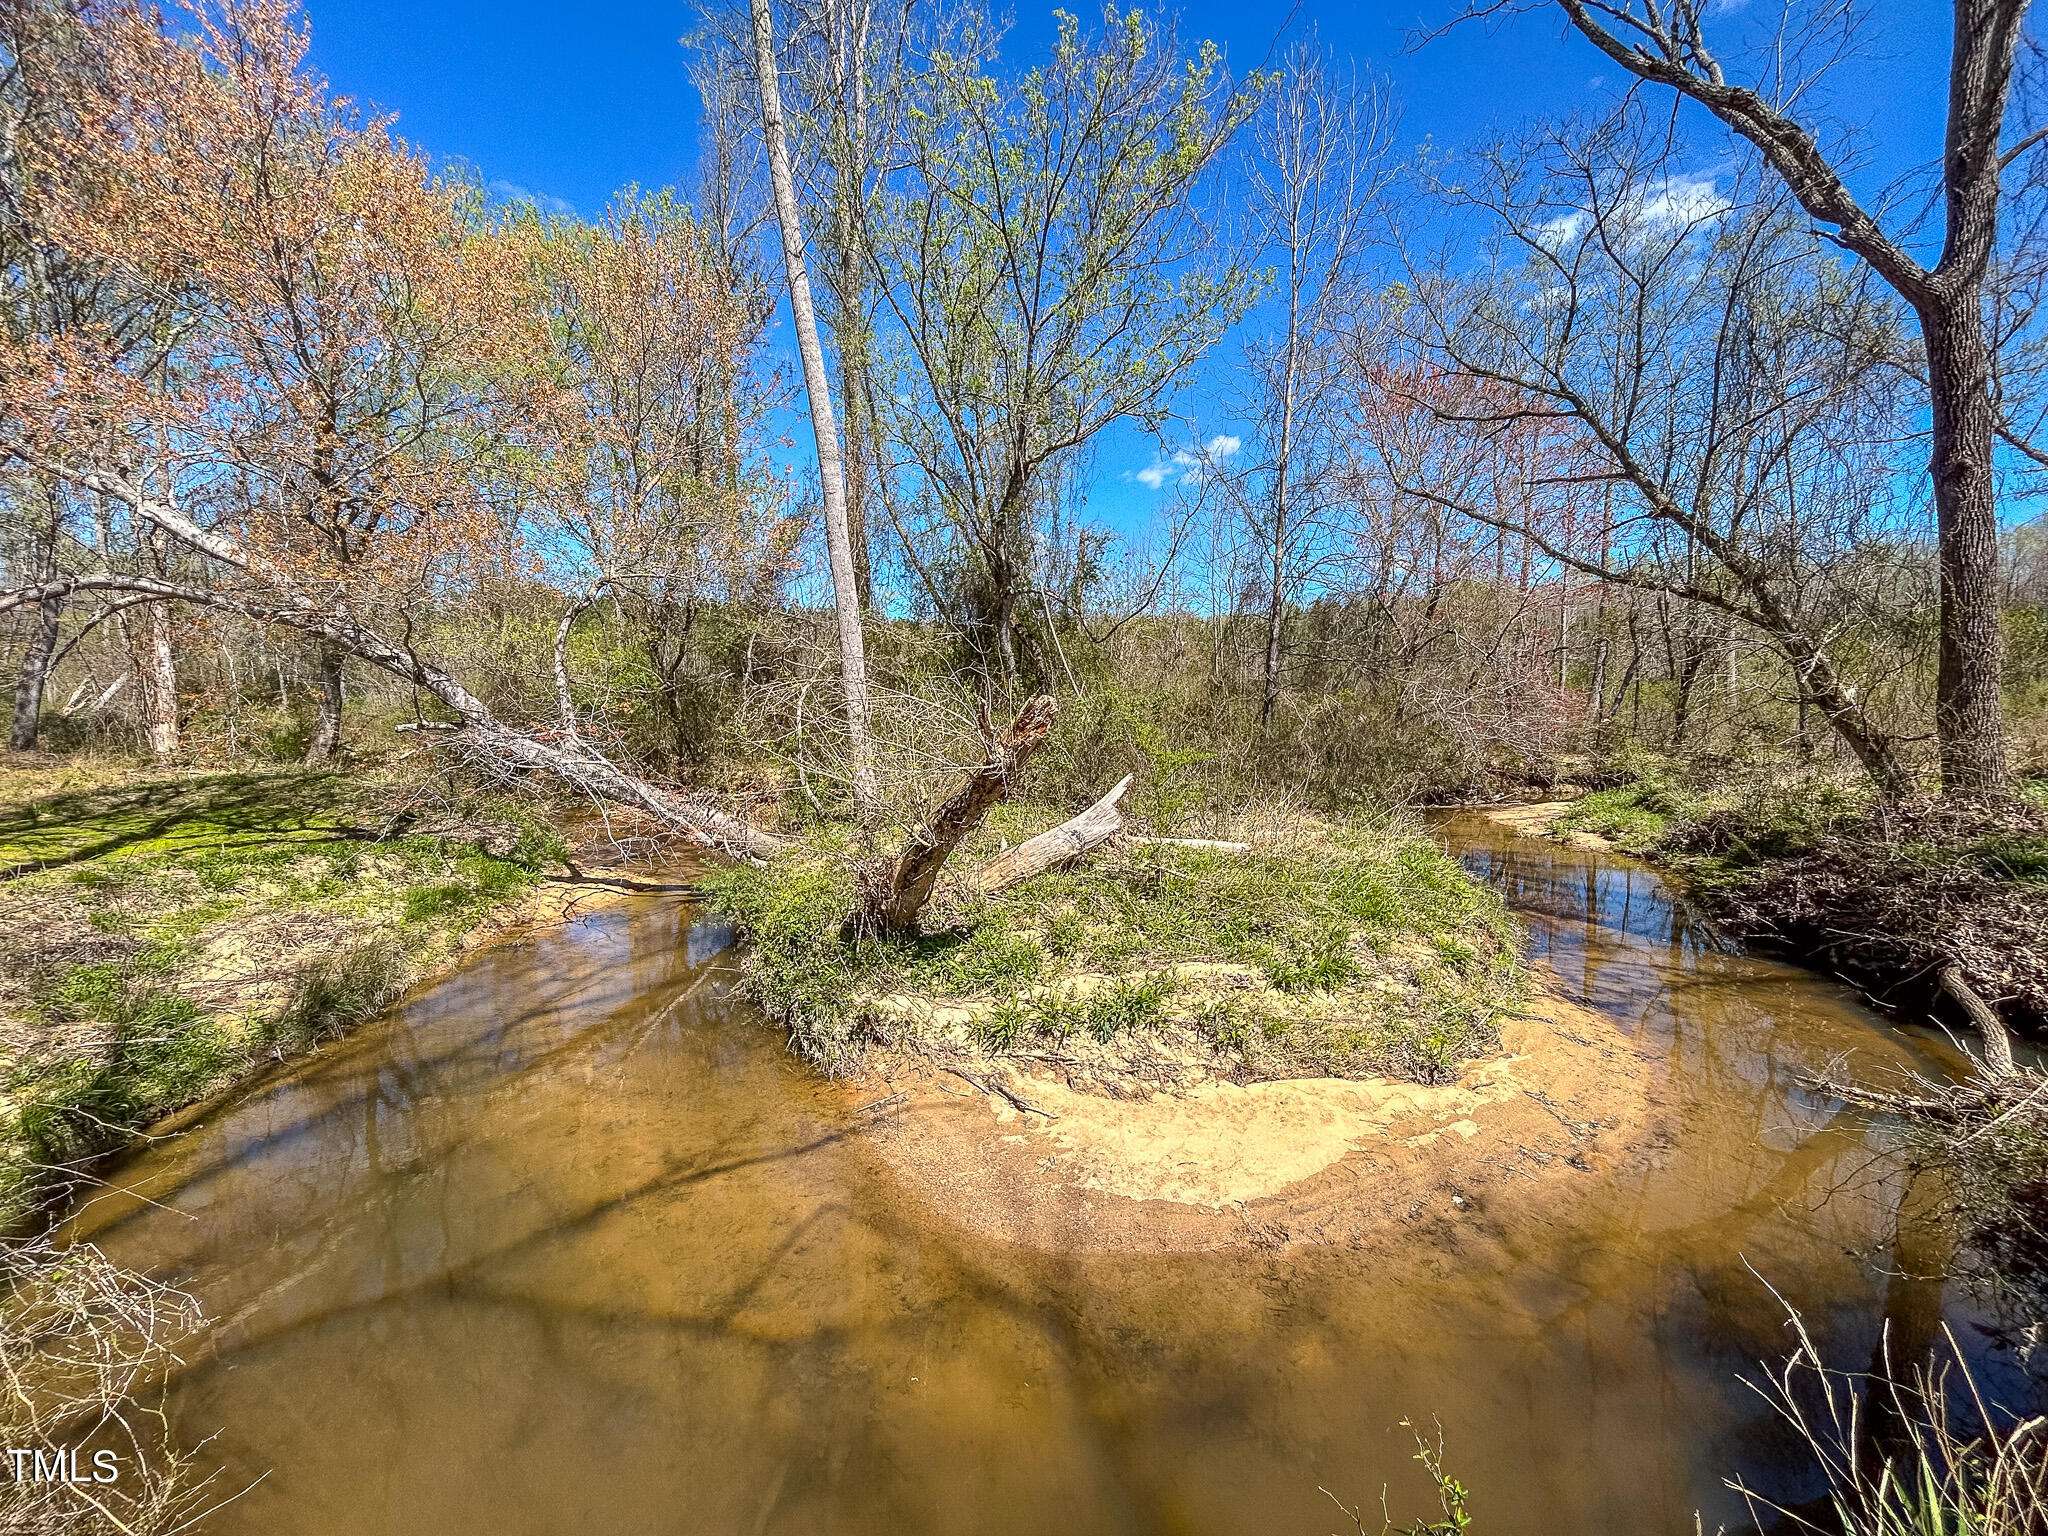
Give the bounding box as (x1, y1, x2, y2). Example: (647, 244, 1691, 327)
(1234, 39, 1392, 727)
(746, 0, 877, 821)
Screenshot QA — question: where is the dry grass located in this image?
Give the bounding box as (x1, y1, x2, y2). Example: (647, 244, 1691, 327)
(1732, 1304, 2046, 1535)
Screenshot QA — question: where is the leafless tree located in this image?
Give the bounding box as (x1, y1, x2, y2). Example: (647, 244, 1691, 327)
(1228, 37, 1395, 727)
(1476, 0, 2044, 795)
(1378, 107, 1929, 794)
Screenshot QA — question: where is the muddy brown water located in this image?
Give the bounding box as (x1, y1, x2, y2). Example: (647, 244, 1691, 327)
(68, 816, 2044, 1535)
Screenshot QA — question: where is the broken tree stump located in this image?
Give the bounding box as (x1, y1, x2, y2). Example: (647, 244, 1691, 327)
(858, 695, 1059, 936)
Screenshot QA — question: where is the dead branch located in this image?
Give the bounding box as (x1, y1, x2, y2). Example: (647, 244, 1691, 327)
(943, 1065, 1058, 1119)
(1134, 835, 1252, 854)
(971, 773, 1134, 896)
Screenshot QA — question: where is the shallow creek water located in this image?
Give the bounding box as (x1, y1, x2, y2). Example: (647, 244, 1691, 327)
(69, 816, 2043, 1535)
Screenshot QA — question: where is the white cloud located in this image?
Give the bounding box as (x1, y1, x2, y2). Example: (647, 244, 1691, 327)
(1529, 172, 1729, 254)
(1635, 172, 1731, 232)
(1132, 433, 1242, 491)
(1535, 210, 1588, 250)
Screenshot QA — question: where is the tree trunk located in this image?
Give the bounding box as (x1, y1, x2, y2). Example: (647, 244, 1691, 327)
(1550, 0, 2021, 800)
(9, 589, 61, 751)
(1921, 293, 2011, 797)
(837, 258, 876, 614)
(748, 0, 877, 822)
(1261, 281, 1300, 730)
(993, 584, 1021, 694)
(303, 640, 345, 763)
(1938, 961, 2016, 1078)
(858, 696, 1058, 936)
(1782, 631, 1913, 800)
(140, 600, 178, 760)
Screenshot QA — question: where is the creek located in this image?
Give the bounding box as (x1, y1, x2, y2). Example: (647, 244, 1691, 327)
(68, 814, 2043, 1534)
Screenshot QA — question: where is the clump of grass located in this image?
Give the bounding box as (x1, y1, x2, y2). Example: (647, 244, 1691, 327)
(704, 811, 1525, 1084)
(1553, 768, 1722, 854)
(273, 935, 414, 1046)
(1266, 921, 1362, 994)
(1733, 1309, 2046, 1536)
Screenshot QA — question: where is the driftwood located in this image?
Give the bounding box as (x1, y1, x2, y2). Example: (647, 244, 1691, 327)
(971, 774, 1134, 896)
(858, 695, 1059, 935)
(1939, 961, 2017, 1078)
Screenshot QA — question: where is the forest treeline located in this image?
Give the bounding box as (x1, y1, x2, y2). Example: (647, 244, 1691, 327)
(3, 0, 2047, 840)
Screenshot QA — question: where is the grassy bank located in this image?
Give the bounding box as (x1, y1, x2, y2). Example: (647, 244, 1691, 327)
(0, 756, 568, 1226)
(704, 808, 1526, 1086)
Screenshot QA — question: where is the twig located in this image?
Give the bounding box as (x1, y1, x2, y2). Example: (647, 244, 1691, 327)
(942, 1066, 1058, 1119)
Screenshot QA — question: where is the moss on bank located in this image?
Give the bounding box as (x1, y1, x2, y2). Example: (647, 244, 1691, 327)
(0, 760, 566, 1225)
(703, 810, 1526, 1086)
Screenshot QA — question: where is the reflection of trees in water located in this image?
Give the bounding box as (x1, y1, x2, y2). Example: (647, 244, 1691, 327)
(83, 841, 2047, 1536)
(1861, 1167, 1964, 1466)
(1443, 819, 2047, 1526)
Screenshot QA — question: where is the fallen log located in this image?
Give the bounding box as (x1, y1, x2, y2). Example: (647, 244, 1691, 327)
(857, 695, 1059, 936)
(2, 574, 786, 865)
(971, 774, 1134, 896)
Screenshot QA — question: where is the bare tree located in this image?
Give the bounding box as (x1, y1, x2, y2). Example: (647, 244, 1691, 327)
(1378, 110, 1926, 794)
(1506, 0, 2040, 796)
(746, 0, 878, 822)
(1231, 38, 1394, 727)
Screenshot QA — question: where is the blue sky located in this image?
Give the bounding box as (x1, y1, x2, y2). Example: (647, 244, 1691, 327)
(305, 0, 1963, 549)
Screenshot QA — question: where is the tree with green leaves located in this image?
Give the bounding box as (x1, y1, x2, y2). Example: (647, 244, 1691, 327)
(868, 4, 1265, 689)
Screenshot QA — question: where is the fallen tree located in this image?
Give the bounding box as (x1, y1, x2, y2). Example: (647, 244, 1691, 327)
(0, 466, 787, 863)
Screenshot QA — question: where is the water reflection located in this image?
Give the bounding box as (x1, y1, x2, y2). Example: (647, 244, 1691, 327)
(65, 830, 2044, 1536)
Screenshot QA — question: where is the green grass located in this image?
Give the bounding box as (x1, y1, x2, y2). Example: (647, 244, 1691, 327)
(1553, 778, 1702, 855)
(1557, 770, 1876, 871)
(0, 765, 563, 1225)
(1971, 829, 2048, 883)
(702, 812, 1526, 1084)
